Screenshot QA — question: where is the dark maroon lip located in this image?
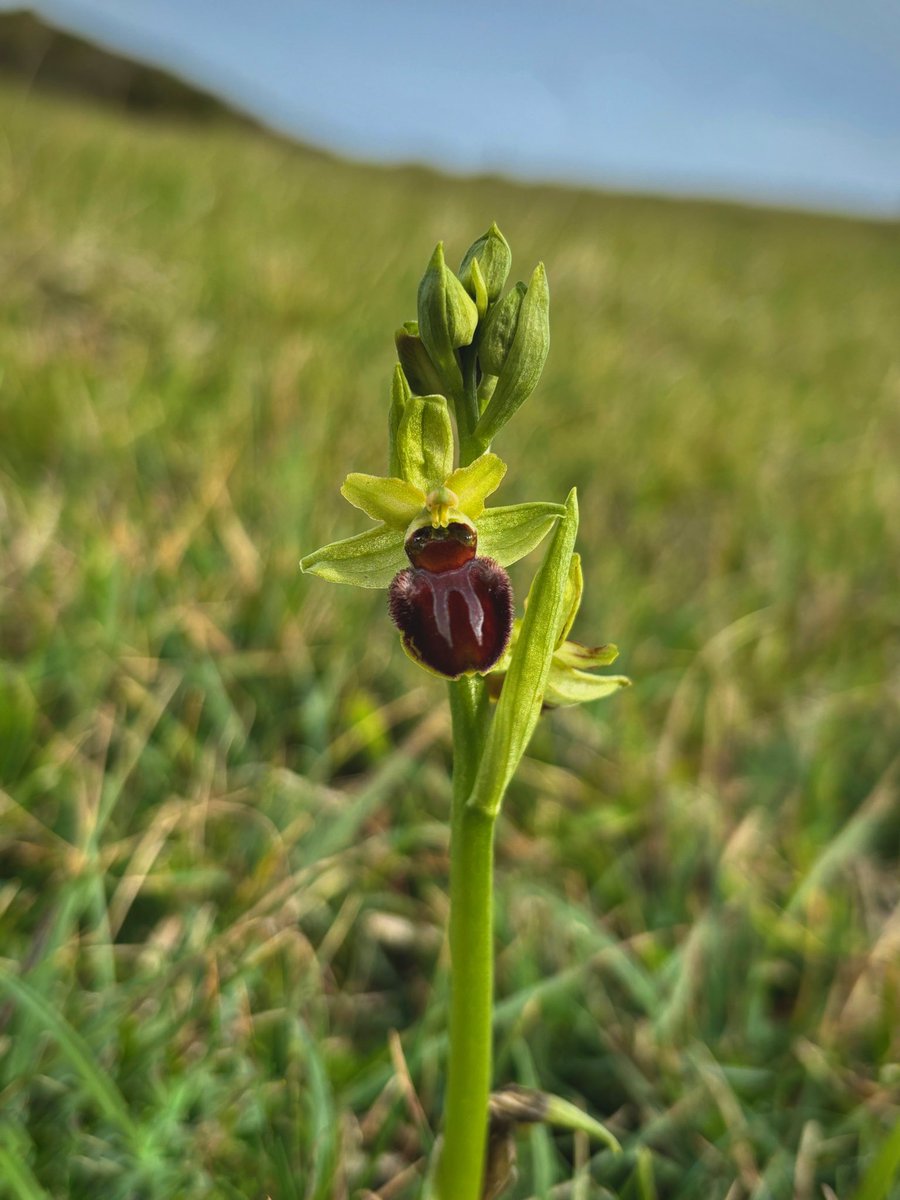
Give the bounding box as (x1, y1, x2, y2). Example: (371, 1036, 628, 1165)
(405, 521, 477, 573)
(389, 555, 513, 679)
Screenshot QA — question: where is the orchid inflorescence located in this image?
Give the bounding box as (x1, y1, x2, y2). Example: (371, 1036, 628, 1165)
(301, 223, 628, 709)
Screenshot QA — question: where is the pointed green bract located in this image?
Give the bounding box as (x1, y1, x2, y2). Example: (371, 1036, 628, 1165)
(396, 393, 454, 491)
(476, 501, 566, 567)
(468, 489, 579, 818)
(300, 525, 406, 589)
(445, 453, 507, 519)
(340, 474, 426, 528)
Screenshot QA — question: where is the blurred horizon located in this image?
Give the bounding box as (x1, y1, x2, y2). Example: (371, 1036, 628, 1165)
(2, 0, 899, 219)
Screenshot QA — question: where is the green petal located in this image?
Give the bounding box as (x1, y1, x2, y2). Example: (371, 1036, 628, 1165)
(445, 453, 507, 519)
(300, 525, 406, 588)
(340, 473, 425, 528)
(476, 501, 566, 567)
(554, 640, 619, 668)
(544, 664, 631, 707)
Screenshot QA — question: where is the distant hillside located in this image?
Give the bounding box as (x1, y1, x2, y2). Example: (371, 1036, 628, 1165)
(0, 8, 242, 120)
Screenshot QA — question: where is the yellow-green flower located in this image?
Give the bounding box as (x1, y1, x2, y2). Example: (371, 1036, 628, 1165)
(300, 390, 565, 589)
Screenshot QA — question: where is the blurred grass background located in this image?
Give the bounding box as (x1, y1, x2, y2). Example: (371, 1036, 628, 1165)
(0, 77, 898, 1199)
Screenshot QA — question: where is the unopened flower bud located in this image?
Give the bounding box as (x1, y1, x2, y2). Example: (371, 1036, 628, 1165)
(395, 321, 445, 397)
(417, 242, 478, 397)
(475, 262, 550, 448)
(459, 222, 512, 305)
(477, 282, 526, 377)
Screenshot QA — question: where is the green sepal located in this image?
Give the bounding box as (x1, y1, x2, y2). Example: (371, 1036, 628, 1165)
(417, 242, 478, 398)
(458, 222, 512, 304)
(299, 525, 405, 589)
(388, 364, 412, 478)
(445, 453, 506, 519)
(544, 665, 631, 708)
(476, 501, 566, 567)
(554, 640, 619, 668)
(395, 324, 445, 397)
(477, 281, 525, 376)
(340, 474, 425, 528)
(474, 262, 550, 446)
(468, 489, 579, 817)
(396, 394, 454, 491)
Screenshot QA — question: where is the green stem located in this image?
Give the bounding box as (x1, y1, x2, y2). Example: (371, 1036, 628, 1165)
(437, 677, 495, 1200)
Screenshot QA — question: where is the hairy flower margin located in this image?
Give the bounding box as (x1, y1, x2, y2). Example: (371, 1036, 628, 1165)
(300, 224, 629, 709)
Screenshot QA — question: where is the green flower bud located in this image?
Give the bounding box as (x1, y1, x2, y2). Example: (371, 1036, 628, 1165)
(417, 242, 478, 398)
(477, 281, 526, 377)
(474, 262, 550, 448)
(459, 222, 512, 304)
(395, 322, 446, 398)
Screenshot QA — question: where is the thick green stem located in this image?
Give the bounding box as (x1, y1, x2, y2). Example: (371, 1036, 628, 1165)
(436, 678, 495, 1200)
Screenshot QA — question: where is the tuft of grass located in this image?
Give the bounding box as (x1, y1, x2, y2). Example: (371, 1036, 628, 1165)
(0, 79, 898, 1198)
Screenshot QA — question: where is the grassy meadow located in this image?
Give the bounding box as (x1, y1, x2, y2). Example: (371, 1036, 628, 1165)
(0, 79, 899, 1199)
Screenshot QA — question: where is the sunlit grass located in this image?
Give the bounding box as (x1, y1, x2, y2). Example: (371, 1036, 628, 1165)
(0, 80, 898, 1198)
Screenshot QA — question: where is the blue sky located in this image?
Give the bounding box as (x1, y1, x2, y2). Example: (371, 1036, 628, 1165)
(6, 0, 900, 216)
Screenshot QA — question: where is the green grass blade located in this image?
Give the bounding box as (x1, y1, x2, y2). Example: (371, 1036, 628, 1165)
(0, 1127, 50, 1200)
(854, 1120, 900, 1200)
(0, 962, 139, 1145)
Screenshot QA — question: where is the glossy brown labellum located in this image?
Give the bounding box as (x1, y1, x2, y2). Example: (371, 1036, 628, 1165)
(389, 522, 513, 679)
